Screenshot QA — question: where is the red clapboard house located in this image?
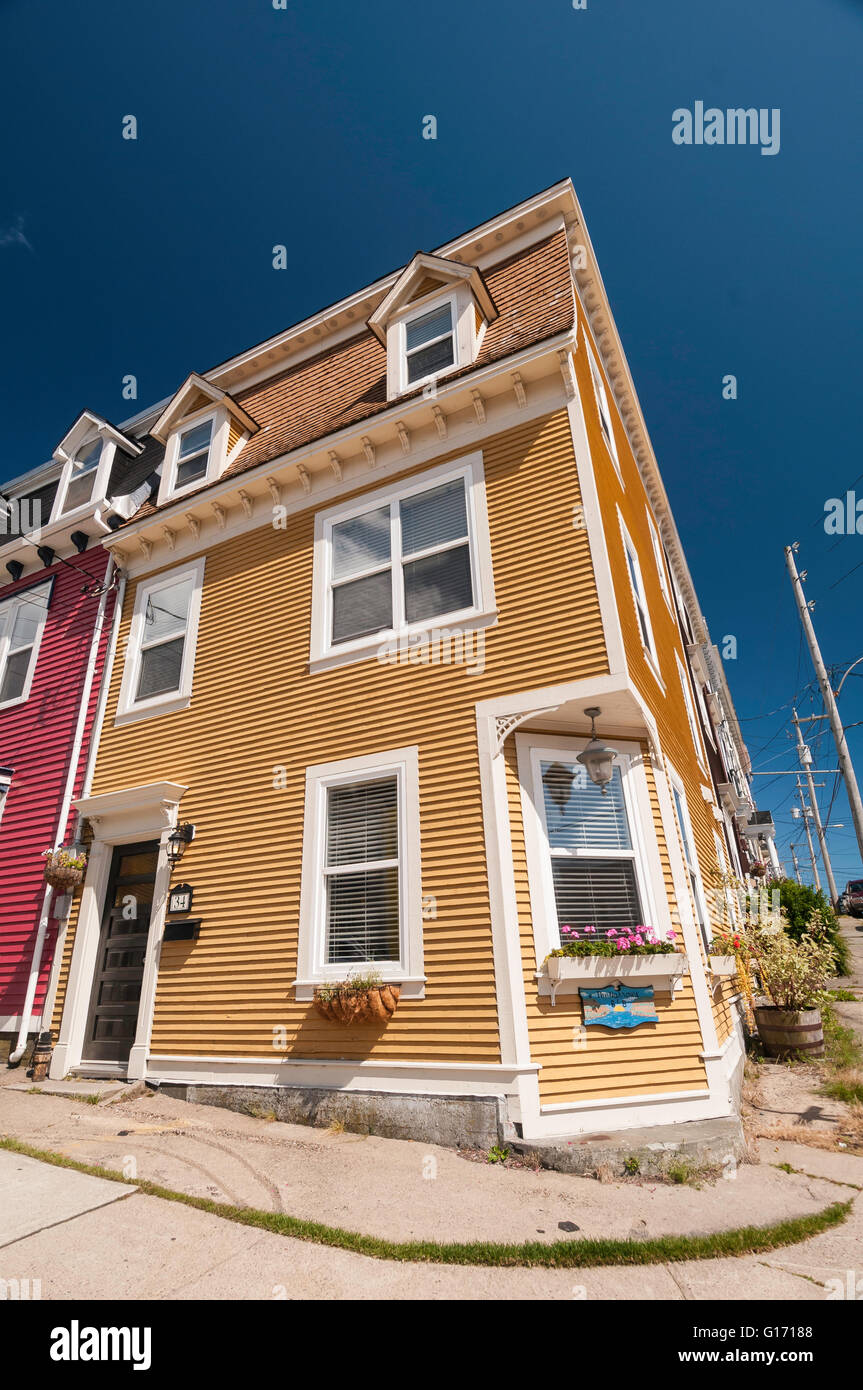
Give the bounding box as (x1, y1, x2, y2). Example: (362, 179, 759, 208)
(0, 410, 158, 1061)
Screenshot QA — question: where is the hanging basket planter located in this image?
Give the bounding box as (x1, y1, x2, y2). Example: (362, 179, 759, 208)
(313, 981, 401, 1025)
(42, 848, 87, 892)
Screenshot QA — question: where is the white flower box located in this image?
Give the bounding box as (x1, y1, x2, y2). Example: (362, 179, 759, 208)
(542, 953, 689, 1005)
(708, 955, 739, 977)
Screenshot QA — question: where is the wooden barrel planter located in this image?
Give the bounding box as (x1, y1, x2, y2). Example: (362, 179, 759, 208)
(313, 983, 401, 1025)
(754, 1004, 824, 1058)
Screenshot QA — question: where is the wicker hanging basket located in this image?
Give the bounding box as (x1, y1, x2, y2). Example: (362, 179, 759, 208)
(313, 983, 401, 1025)
(43, 852, 85, 892)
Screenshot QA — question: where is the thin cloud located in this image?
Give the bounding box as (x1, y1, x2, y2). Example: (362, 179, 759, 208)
(0, 217, 34, 253)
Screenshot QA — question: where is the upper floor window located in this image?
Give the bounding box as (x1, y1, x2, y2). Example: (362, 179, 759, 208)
(670, 777, 710, 950)
(0, 582, 50, 709)
(311, 453, 496, 670)
(60, 439, 103, 515)
(404, 301, 456, 386)
(586, 341, 620, 473)
(646, 510, 671, 608)
(0, 766, 12, 825)
(619, 515, 659, 674)
(676, 652, 707, 771)
(175, 420, 213, 490)
(115, 557, 205, 725)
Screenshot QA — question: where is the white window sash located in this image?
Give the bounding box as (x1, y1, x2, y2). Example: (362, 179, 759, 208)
(677, 653, 708, 770)
(295, 746, 424, 996)
(115, 558, 205, 725)
(311, 453, 495, 670)
(670, 777, 711, 949)
(619, 513, 660, 673)
(0, 583, 51, 709)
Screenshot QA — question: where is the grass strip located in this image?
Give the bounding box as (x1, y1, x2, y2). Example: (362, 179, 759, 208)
(0, 1133, 852, 1269)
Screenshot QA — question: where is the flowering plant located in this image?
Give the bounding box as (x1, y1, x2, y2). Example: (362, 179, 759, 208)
(42, 847, 88, 872)
(708, 929, 745, 956)
(548, 924, 677, 958)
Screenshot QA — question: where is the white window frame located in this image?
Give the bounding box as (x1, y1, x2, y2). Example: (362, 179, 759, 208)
(585, 336, 621, 476)
(387, 286, 481, 399)
(646, 509, 672, 610)
(295, 745, 425, 999)
(115, 557, 205, 726)
(668, 771, 711, 952)
(158, 407, 231, 505)
(618, 512, 661, 683)
(0, 767, 13, 826)
(310, 452, 497, 673)
(516, 732, 669, 968)
(51, 435, 117, 523)
(0, 581, 51, 711)
(676, 651, 708, 772)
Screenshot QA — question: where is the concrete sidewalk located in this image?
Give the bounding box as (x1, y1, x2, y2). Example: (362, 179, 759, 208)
(0, 1083, 861, 1299)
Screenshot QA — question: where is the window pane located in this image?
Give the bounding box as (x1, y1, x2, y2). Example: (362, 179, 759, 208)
(327, 777, 398, 866)
(332, 569, 392, 644)
(400, 479, 468, 557)
(9, 599, 43, 650)
(405, 303, 452, 352)
(403, 544, 473, 624)
(176, 452, 208, 487)
(0, 648, 31, 703)
(332, 505, 391, 581)
(63, 470, 97, 512)
(407, 336, 454, 383)
(551, 858, 642, 936)
(143, 577, 193, 645)
(326, 866, 400, 963)
(179, 421, 212, 457)
(75, 440, 102, 470)
(136, 636, 185, 699)
(541, 761, 631, 851)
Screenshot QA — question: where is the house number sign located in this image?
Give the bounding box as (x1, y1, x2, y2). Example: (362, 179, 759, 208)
(578, 981, 658, 1030)
(168, 883, 194, 914)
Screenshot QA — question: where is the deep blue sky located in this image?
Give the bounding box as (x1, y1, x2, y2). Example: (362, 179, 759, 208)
(2, 0, 861, 882)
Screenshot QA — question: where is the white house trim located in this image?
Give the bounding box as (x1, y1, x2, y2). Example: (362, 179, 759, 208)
(294, 745, 425, 998)
(114, 555, 205, 725)
(49, 781, 187, 1081)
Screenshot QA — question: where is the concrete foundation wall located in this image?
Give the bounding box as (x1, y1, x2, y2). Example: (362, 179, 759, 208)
(159, 1081, 510, 1149)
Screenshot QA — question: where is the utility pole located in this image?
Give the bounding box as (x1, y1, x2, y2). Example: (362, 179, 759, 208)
(789, 843, 803, 885)
(795, 779, 822, 891)
(792, 708, 839, 904)
(786, 544, 863, 867)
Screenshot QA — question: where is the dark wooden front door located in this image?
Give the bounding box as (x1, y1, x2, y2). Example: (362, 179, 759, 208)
(82, 842, 159, 1065)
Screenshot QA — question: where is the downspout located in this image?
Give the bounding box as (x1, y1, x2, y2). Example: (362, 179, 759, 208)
(39, 558, 127, 1036)
(9, 554, 117, 1065)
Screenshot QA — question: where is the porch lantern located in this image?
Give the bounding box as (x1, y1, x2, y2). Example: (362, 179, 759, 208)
(166, 822, 195, 868)
(576, 707, 616, 796)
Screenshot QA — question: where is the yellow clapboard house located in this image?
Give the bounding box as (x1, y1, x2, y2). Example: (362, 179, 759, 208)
(47, 180, 752, 1145)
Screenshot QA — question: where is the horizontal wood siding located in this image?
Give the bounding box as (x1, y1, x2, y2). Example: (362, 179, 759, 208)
(57, 410, 607, 1062)
(505, 737, 709, 1105)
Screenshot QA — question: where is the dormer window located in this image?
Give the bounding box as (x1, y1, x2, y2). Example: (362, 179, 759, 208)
(60, 439, 103, 514)
(405, 301, 456, 386)
(152, 374, 260, 507)
(367, 252, 498, 402)
(175, 420, 213, 489)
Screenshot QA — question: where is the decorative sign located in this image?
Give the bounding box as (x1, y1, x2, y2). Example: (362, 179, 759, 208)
(579, 980, 658, 1030)
(168, 883, 194, 915)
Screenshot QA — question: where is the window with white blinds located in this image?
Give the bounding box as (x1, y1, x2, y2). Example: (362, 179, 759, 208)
(328, 472, 475, 646)
(324, 776, 401, 964)
(405, 302, 455, 385)
(539, 758, 644, 937)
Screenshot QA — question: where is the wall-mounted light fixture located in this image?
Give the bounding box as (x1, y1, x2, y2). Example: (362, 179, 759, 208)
(166, 822, 195, 868)
(576, 707, 617, 795)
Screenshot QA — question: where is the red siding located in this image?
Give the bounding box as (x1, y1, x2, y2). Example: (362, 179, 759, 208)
(0, 546, 114, 1026)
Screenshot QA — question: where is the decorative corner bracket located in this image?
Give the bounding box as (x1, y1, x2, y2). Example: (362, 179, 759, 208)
(493, 706, 560, 757)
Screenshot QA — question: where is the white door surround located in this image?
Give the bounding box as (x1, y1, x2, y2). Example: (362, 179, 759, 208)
(49, 781, 188, 1080)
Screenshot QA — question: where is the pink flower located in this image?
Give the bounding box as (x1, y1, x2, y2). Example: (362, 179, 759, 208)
(634, 934, 644, 946)
(608, 929, 617, 938)
(616, 939, 628, 950)
(562, 925, 572, 935)
(666, 930, 677, 941)
(584, 925, 596, 935)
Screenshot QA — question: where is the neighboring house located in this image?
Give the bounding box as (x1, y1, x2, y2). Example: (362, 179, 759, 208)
(45, 180, 757, 1143)
(0, 415, 154, 1060)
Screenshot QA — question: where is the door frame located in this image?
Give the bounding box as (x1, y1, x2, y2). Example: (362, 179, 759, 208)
(50, 781, 187, 1080)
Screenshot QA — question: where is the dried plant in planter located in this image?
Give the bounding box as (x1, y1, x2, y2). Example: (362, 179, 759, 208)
(313, 971, 401, 1024)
